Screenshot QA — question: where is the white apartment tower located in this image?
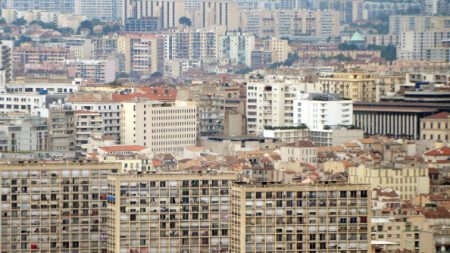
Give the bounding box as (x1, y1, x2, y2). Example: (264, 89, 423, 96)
(293, 93, 353, 131)
(246, 75, 320, 135)
(120, 99, 197, 155)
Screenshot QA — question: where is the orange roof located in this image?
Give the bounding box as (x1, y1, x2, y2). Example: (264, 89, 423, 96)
(317, 146, 346, 152)
(284, 141, 315, 148)
(425, 112, 450, 119)
(99, 145, 145, 152)
(343, 142, 360, 148)
(425, 147, 450, 156)
(112, 87, 176, 102)
(152, 159, 162, 167)
(359, 138, 379, 145)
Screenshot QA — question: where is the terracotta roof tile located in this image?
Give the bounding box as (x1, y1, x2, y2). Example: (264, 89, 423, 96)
(99, 145, 145, 152)
(425, 147, 450, 156)
(425, 112, 450, 119)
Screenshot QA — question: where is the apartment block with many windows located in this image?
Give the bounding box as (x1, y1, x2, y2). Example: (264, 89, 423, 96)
(0, 161, 121, 253)
(229, 182, 371, 253)
(106, 171, 237, 253)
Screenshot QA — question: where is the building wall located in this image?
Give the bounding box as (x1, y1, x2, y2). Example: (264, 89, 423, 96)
(319, 72, 376, 102)
(420, 115, 450, 143)
(230, 182, 371, 252)
(0, 115, 48, 151)
(0, 161, 121, 252)
(280, 145, 317, 164)
(107, 172, 237, 253)
(120, 100, 197, 155)
(348, 164, 430, 200)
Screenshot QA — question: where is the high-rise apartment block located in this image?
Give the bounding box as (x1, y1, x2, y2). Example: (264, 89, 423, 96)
(106, 171, 237, 253)
(47, 108, 76, 152)
(120, 100, 197, 154)
(242, 9, 340, 39)
(164, 30, 219, 61)
(229, 182, 371, 252)
(0, 40, 13, 86)
(66, 59, 116, 83)
(118, 33, 163, 78)
(389, 15, 450, 35)
(0, 161, 121, 252)
(122, 0, 240, 30)
(219, 31, 255, 67)
(74, 0, 116, 21)
(5, 0, 75, 12)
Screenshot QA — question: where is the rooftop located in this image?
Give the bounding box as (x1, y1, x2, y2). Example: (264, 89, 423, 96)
(425, 147, 450, 156)
(99, 145, 146, 153)
(284, 141, 316, 148)
(425, 111, 450, 119)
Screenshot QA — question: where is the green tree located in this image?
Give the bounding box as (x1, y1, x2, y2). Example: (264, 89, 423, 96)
(78, 20, 94, 34)
(0, 18, 6, 24)
(179, 16, 192, 27)
(380, 44, 397, 62)
(15, 35, 32, 46)
(12, 17, 27, 26)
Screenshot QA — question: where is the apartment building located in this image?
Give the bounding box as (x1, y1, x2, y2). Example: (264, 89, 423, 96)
(250, 50, 272, 69)
(0, 40, 14, 85)
(229, 182, 371, 253)
(246, 75, 320, 135)
(6, 0, 75, 12)
(264, 38, 290, 63)
(66, 59, 116, 83)
(164, 30, 219, 62)
(74, 0, 115, 21)
(106, 171, 237, 253)
(120, 100, 197, 155)
(66, 93, 121, 142)
(47, 108, 76, 152)
(118, 33, 163, 78)
(348, 162, 430, 200)
(399, 30, 450, 61)
(74, 111, 103, 151)
(13, 45, 70, 65)
(242, 9, 340, 39)
(219, 31, 255, 66)
(318, 71, 376, 102)
(91, 36, 118, 60)
(0, 112, 47, 152)
(123, 0, 240, 30)
(0, 161, 121, 252)
(420, 112, 450, 143)
(263, 127, 310, 143)
(0, 93, 47, 117)
(389, 15, 450, 35)
(293, 93, 353, 131)
(280, 141, 317, 165)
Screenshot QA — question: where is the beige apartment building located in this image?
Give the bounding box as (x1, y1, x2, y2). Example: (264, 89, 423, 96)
(348, 163, 430, 200)
(47, 108, 75, 152)
(13, 45, 70, 66)
(319, 72, 376, 102)
(120, 99, 197, 155)
(106, 171, 237, 253)
(420, 112, 450, 143)
(118, 33, 163, 78)
(279, 141, 317, 165)
(241, 9, 340, 39)
(229, 182, 371, 253)
(0, 161, 121, 252)
(264, 38, 290, 63)
(389, 15, 450, 34)
(74, 110, 103, 151)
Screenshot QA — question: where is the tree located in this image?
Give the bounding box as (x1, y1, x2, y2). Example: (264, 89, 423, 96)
(15, 35, 32, 46)
(57, 27, 74, 35)
(78, 20, 94, 34)
(380, 44, 397, 62)
(0, 18, 6, 24)
(12, 17, 27, 26)
(30, 20, 57, 30)
(151, 71, 163, 78)
(179, 16, 192, 27)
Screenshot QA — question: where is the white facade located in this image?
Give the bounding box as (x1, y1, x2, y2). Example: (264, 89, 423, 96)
(293, 93, 353, 131)
(0, 40, 13, 86)
(66, 59, 116, 83)
(0, 114, 48, 152)
(219, 32, 255, 66)
(0, 93, 48, 117)
(399, 31, 450, 61)
(74, 0, 115, 21)
(5, 82, 79, 95)
(66, 100, 121, 142)
(120, 100, 197, 155)
(246, 75, 320, 135)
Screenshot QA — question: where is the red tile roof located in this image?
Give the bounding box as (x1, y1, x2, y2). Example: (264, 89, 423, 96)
(425, 147, 450, 156)
(425, 112, 450, 119)
(112, 87, 176, 102)
(99, 145, 145, 152)
(284, 141, 315, 148)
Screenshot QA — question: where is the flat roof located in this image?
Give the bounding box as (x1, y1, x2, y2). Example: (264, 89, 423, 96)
(354, 106, 438, 113)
